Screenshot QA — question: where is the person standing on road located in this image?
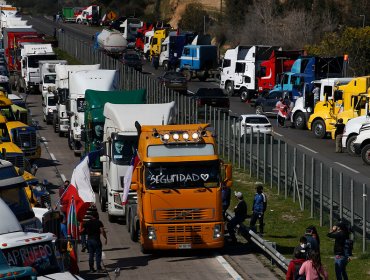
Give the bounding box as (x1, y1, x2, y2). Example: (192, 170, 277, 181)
(335, 118, 345, 153)
(83, 211, 107, 273)
(226, 191, 247, 243)
(327, 222, 350, 280)
(250, 182, 267, 236)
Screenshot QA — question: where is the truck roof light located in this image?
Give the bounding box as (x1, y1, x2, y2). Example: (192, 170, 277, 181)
(173, 133, 179, 140)
(192, 132, 199, 140)
(1, 243, 7, 247)
(182, 132, 189, 140)
(162, 133, 170, 141)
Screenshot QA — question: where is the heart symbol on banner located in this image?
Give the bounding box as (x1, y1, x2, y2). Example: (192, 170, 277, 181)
(201, 174, 209, 181)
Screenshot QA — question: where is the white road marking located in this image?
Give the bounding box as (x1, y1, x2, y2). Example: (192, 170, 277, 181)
(334, 162, 360, 174)
(41, 136, 47, 144)
(61, 174, 66, 182)
(215, 255, 243, 280)
(50, 153, 56, 161)
(273, 132, 283, 137)
(298, 144, 318, 154)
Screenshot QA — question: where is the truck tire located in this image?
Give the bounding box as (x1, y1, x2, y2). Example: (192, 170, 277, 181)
(225, 81, 234, 97)
(99, 185, 107, 212)
(361, 144, 370, 165)
(255, 106, 264, 115)
(346, 135, 359, 156)
(240, 89, 250, 102)
(293, 112, 306, 129)
(68, 131, 73, 150)
(312, 119, 326, 139)
(130, 216, 138, 242)
(59, 131, 64, 137)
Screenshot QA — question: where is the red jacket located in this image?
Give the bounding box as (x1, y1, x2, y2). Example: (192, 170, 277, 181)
(286, 258, 305, 280)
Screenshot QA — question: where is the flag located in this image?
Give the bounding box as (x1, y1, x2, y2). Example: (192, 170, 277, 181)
(67, 240, 79, 275)
(122, 151, 140, 205)
(67, 196, 78, 240)
(60, 154, 96, 221)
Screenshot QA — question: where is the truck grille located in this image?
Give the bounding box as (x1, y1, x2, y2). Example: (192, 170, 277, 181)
(15, 131, 37, 149)
(167, 225, 202, 233)
(167, 235, 203, 244)
(154, 208, 214, 221)
(6, 154, 25, 169)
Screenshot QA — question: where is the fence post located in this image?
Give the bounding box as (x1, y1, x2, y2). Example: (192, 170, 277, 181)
(277, 139, 281, 195)
(263, 133, 267, 184)
(339, 173, 343, 220)
(249, 127, 253, 177)
(238, 118, 241, 169)
(284, 143, 288, 199)
(293, 148, 297, 202)
(320, 162, 323, 227)
(362, 183, 367, 253)
(222, 113, 226, 158)
(270, 135, 273, 189)
(302, 154, 306, 210)
(232, 117, 236, 165)
(329, 168, 333, 229)
(227, 114, 231, 162)
(311, 158, 314, 218)
(257, 131, 260, 180)
(243, 125, 247, 172)
(350, 179, 354, 228)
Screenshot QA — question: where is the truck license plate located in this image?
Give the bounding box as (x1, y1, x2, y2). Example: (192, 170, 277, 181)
(178, 243, 191, 249)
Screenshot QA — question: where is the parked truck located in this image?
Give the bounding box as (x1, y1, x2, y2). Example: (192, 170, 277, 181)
(95, 29, 128, 56)
(53, 64, 100, 137)
(76, 5, 100, 25)
(61, 7, 83, 23)
(342, 115, 369, 156)
(353, 121, 370, 164)
(150, 29, 169, 58)
(15, 44, 57, 94)
(135, 22, 153, 53)
(126, 123, 232, 252)
(179, 44, 219, 81)
(67, 69, 117, 155)
(290, 78, 353, 129)
(307, 76, 370, 138)
(99, 102, 176, 223)
(83, 89, 146, 190)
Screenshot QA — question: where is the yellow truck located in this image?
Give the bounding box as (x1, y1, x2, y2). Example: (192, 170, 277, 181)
(150, 29, 168, 59)
(307, 76, 370, 138)
(0, 96, 41, 160)
(126, 123, 232, 252)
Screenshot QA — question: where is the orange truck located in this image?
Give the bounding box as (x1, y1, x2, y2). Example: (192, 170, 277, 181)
(126, 123, 232, 252)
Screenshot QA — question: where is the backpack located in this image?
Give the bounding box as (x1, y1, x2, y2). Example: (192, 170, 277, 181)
(344, 239, 354, 257)
(293, 263, 305, 280)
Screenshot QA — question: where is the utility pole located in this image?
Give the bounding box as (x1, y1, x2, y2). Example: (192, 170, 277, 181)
(360, 14, 365, 28)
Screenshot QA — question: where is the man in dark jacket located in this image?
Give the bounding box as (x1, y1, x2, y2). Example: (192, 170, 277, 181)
(286, 237, 308, 280)
(327, 222, 350, 280)
(226, 191, 247, 243)
(250, 182, 267, 235)
(221, 184, 231, 220)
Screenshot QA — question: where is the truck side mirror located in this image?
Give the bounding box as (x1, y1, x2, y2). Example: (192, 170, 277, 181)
(130, 183, 138, 191)
(333, 90, 343, 102)
(100, 155, 108, 162)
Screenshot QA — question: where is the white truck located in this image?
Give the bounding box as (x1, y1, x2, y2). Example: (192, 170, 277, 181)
(76, 5, 100, 25)
(96, 29, 127, 55)
(143, 30, 154, 59)
(353, 122, 370, 165)
(290, 78, 353, 129)
(342, 115, 369, 156)
(99, 102, 176, 222)
(38, 60, 67, 124)
(67, 69, 117, 155)
(0, 198, 84, 279)
(220, 45, 279, 101)
(16, 44, 57, 94)
(120, 17, 142, 48)
(53, 64, 100, 137)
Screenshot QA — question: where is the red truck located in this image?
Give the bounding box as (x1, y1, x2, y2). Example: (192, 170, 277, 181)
(257, 50, 303, 94)
(3, 27, 44, 73)
(135, 22, 153, 52)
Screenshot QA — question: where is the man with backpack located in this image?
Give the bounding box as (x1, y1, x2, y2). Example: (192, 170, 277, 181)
(286, 236, 309, 280)
(327, 222, 352, 280)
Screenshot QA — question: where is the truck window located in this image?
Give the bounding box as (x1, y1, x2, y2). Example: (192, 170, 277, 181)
(0, 123, 11, 142)
(183, 48, 190, 56)
(145, 160, 220, 189)
(27, 55, 57, 68)
(44, 74, 56, 84)
(47, 96, 57, 106)
(0, 183, 34, 222)
(0, 166, 18, 179)
(152, 38, 158, 45)
(259, 66, 266, 78)
(235, 62, 245, 73)
(0, 106, 16, 121)
(283, 74, 289, 85)
(323, 86, 332, 97)
(112, 136, 137, 165)
(2, 241, 60, 275)
(222, 59, 231, 68)
(76, 98, 85, 112)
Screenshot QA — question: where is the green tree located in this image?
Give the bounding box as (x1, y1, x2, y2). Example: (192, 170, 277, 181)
(178, 3, 209, 34)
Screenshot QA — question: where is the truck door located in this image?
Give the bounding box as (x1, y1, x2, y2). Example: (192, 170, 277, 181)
(234, 62, 245, 87)
(354, 95, 367, 117)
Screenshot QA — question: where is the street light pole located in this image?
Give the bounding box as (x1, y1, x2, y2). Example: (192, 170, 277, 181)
(360, 14, 365, 28)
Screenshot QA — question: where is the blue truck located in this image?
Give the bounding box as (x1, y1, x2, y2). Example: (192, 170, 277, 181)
(274, 56, 345, 98)
(179, 44, 219, 81)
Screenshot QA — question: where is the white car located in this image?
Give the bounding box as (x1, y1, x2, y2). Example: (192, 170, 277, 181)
(232, 114, 273, 137)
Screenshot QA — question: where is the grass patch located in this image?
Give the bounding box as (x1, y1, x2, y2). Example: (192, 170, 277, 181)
(230, 167, 370, 279)
(53, 48, 81, 65)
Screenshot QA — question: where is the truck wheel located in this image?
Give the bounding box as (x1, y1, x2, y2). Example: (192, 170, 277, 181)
(99, 185, 107, 212)
(130, 216, 138, 242)
(361, 144, 370, 165)
(293, 112, 306, 129)
(126, 208, 131, 233)
(59, 131, 64, 137)
(255, 106, 264, 115)
(225, 82, 234, 97)
(163, 61, 169, 71)
(347, 135, 359, 156)
(240, 89, 250, 102)
(312, 119, 326, 139)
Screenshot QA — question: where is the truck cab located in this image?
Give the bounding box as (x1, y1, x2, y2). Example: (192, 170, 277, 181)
(143, 30, 154, 59)
(150, 29, 168, 59)
(126, 123, 232, 252)
(100, 102, 176, 222)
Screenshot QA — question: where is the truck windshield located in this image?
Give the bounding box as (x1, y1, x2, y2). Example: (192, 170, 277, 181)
(0, 166, 18, 179)
(76, 98, 85, 112)
(2, 241, 60, 275)
(47, 96, 57, 106)
(112, 136, 137, 165)
(0, 123, 11, 142)
(27, 55, 57, 68)
(145, 160, 220, 190)
(0, 182, 35, 221)
(0, 105, 16, 121)
(44, 74, 56, 84)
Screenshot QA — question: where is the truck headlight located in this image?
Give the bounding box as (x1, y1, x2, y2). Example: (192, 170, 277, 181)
(147, 226, 157, 240)
(48, 108, 53, 113)
(213, 224, 222, 239)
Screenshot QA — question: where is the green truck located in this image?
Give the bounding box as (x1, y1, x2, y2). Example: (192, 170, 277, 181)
(83, 89, 146, 189)
(61, 7, 81, 22)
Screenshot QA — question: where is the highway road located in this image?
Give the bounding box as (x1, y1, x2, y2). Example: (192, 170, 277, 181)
(26, 15, 370, 186)
(22, 16, 282, 280)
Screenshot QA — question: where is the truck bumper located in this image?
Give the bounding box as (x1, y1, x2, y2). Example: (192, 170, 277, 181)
(108, 190, 125, 216)
(59, 124, 70, 132)
(46, 112, 54, 123)
(140, 222, 224, 250)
